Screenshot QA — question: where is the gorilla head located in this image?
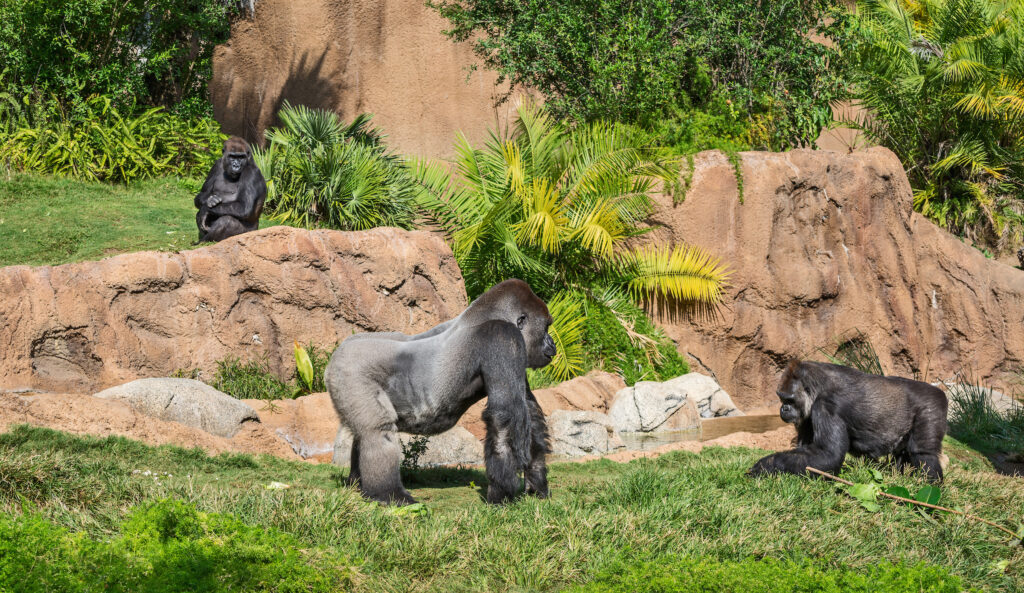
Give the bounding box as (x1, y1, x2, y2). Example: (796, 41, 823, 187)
(776, 360, 817, 424)
(222, 136, 252, 182)
(471, 279, 556, 368)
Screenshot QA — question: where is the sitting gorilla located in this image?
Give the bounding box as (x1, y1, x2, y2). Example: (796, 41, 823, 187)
(326, 279, 556, 505)
(748, 360, 948, 483)
(194, 136, 267, 243)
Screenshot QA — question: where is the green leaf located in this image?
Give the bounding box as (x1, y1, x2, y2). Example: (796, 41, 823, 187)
(293, 341, 314, 391)
(868, 468, 884, 482)
(914, 485, 941, 506)
(847, 482, 880, 503)
(389, 503, 429, 517)
(860, 500, 881, 512)
(882, 485, 911, 499)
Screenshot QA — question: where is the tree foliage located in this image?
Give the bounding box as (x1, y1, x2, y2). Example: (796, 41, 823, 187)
(254, 103, 418, 231)
(0, 0, 245, 116)
(413, 104, 729, 380)
(840, 0, 1024, 250)
(428, 0, 849, 150)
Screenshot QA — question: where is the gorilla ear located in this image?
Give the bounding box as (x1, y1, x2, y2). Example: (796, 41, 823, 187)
(516, 314, 526, 329)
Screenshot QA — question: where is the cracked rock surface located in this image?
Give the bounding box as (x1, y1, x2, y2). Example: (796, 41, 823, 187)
(647, 147, 1024, 409)
(0, 226, 467, 393)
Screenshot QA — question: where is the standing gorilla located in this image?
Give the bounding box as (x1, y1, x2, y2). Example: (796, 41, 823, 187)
(326, 279, 556, 505)
(194, 136, 267, 243)
(748, 361, 947, 483)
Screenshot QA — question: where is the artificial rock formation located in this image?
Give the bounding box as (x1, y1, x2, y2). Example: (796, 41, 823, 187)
(95, 378, 258, 438)
(211, 0, 526, 158)
(0, 226, 467, 393)
(651, 147, 1024, 409)
(607, 373, 742, 434)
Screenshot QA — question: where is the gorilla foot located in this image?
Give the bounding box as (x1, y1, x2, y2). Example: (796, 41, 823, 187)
(365, 489, 418, 506)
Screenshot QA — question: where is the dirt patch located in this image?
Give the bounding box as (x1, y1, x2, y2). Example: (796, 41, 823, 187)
(0, 391, 298, 460)
(580, 425, 797, 464)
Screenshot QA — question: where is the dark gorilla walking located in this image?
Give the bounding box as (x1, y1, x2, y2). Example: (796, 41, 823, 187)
(194, 136, 267, 243)
(326, 279, 556, 505)
(748, 361, 948, 483)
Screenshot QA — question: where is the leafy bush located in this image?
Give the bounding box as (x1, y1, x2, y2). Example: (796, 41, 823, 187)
(0, 0, 244, 116)
(414, 104, 728, 381)
(839, 0, 1024, 251)
(567, 556, 970, 593)
(0, 95, 225, 183)
(254, 103, 418, 231)
(0, 499, 355, 592)
(580, 300, 689, 386)
(178, 343, 335, 400)
(428, 0, 849, 150)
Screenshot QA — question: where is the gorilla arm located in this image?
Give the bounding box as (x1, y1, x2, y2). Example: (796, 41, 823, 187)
(207, 167, 267, 225)
(194, 160, 223, 210)
(748, 398, 850, 477)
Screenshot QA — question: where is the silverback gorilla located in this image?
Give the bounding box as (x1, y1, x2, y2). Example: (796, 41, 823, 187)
(326, 279, 556, 505)
(748, 361, 948, 483)
(194, 136, 267, 242)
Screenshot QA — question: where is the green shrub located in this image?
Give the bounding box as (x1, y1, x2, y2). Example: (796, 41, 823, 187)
(947, 380, 1024, 455)
(428, 0, 849, 150)
(0, 95, 225, 183)
(182, 343, 335, 400)
(567, 556, 971, 593)
(839, 0, 1024, 252)
(413, 104, 728, 381)
(0, 499, 355, 592)
(254, 103, 417, 231)
(0, 0, 243, 116)
(580, 300, 689, 386)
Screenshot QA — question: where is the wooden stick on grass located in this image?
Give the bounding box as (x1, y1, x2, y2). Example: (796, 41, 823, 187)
(806, 466, 1019, 539)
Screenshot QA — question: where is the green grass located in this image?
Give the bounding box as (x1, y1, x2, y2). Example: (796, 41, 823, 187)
(0, 173, 279, 267)
(948, 382, 1024, 456)
(0, 426, 1020, 592)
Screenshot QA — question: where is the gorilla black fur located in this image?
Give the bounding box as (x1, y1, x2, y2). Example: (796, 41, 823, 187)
(326, 279, 556, 505)
(748, 361, 948, 483)
(194, 136, 267, 242)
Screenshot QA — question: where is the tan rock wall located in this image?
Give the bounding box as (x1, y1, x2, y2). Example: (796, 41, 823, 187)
(211, 0, 525, 158)
(650, 148, 1024, 409)
(0, 226, 467, 392)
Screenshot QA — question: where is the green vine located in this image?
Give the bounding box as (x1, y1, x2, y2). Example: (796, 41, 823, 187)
(672, 153, 696, 206)
(725, 150, 745, 204)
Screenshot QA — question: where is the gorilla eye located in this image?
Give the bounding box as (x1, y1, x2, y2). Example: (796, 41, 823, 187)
(516, 314, 526, 329)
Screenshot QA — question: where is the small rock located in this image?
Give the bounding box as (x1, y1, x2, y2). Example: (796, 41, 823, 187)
(94, 378, 258, 438)
(547, 410, 624, 457)
(332, 424, 484, 468)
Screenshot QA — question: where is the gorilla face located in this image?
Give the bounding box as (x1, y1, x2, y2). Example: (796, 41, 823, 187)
(225, 151, 249, 181)
(776, 362, 812, 424)
(517, 310, 556, 369)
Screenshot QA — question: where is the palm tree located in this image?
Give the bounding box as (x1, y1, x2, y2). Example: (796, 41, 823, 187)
(842, 0, 1024, 250)
(412, 104, 729, 381)
(253, 103, 417, 231)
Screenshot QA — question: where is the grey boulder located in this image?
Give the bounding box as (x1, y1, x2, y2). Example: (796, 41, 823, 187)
(547, 410, 624, 457)
(332, 424, 484, 468)
(608, 373, 742, 433)
(94, 378, 258, 438)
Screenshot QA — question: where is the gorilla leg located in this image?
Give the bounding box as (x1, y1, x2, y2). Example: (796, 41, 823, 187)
(524, 389, 550, 498)
(345, 438, 361, 487)
(202, 215, 248, 242)
(481, 341, 532, 504)
(900, 410, 946, 483)
(330, 373, 415, 505)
